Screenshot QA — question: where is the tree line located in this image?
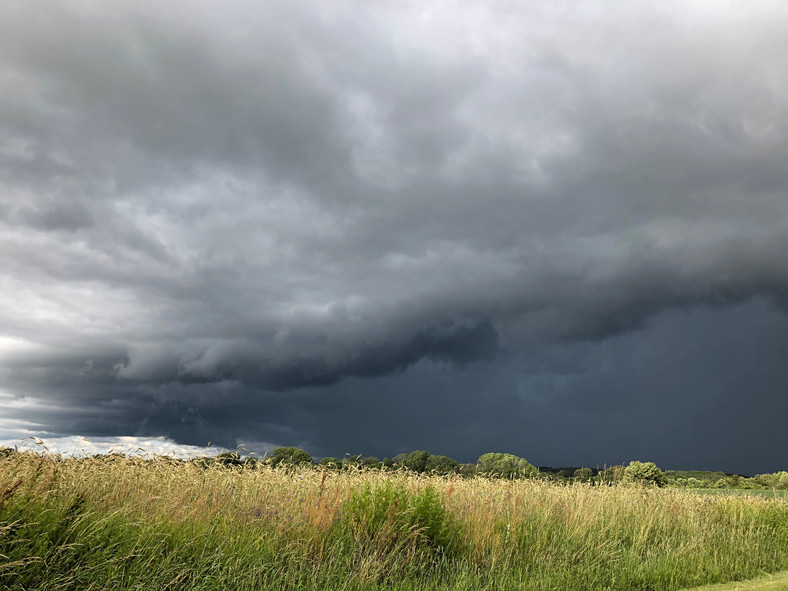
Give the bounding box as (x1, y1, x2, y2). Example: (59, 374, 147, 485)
(210, 448, 676, 486)
(207, 448, 788, 489)
(212, 448, 539, 479)
(5, 445, 785, 489)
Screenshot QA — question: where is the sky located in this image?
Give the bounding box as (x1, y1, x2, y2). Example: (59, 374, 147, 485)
(2, 0, 788, 474)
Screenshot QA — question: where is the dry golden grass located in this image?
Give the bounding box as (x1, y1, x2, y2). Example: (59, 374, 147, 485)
(1, 451, 788, 590)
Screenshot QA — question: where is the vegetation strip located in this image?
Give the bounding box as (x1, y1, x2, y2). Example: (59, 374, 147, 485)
(683, 570, 788, 590)
(2, 448, 788, 590)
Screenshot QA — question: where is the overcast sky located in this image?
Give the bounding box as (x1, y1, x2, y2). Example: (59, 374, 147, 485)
(2, 0, 788, 473)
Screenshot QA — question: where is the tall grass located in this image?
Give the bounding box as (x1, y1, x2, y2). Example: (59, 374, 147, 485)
(1, 452, 787, 590)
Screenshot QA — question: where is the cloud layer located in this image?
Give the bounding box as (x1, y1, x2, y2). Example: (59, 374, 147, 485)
(2, 0, 788, 471)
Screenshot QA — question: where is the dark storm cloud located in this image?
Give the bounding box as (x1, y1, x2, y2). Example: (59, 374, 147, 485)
(3, 0, 788, 469)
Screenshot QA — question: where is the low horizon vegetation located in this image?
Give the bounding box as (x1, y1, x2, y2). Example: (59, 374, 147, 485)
(8, 441, 787, 492)
(198, 446, 788, 492)
(2, 448, 788, 590)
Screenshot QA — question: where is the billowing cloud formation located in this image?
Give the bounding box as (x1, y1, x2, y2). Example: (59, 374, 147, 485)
(2, 1, 788, 471)
(0, 435, 231, 459)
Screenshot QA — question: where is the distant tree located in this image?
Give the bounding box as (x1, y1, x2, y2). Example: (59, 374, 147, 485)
(673, 476, 705, 489)
(268, 447, 313, 468)
(362, 456, 381, 469)
(215, 452, 243, 466)
(600, 465, 625, 484)
(318, 456, 341, 469)
(477, 453, 537, 479)
(381, 457, 396, 470)
(342, 454, 362, 470)
(392, 453, 408, 468)
(190, 456, 214, 469)
(425, 454, 459, 475)
(753, 471, 788, 490)
(457, 463, 477, 477)
(573, 467, 593, 482)
(622, 461, 667, 487)
(403, 450, 431, 473)
(244, 456, 261, 468)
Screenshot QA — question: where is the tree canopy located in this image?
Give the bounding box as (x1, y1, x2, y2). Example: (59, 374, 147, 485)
(476, 453, 537, 479)
(268, 447, 313, 467)
(622, 461, 667, 487)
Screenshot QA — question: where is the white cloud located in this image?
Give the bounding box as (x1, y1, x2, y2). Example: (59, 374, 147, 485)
(0, 435, 230, 459)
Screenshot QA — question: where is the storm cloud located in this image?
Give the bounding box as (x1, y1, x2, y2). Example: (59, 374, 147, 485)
(2, 0, 788, 472)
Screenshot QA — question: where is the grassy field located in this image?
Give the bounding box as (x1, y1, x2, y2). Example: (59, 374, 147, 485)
(690, 489, 788, 499)
(685, 570, 788, 590)
(2, 452, 788, 590)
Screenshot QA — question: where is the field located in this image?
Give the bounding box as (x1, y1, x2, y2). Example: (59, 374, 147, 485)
(686, 571, 788, 590)
(2, 452, 788, 590)
(691, 489, 788, 499)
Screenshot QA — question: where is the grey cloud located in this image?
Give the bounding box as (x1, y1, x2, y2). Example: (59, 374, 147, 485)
(114, 320, 499, 389)
(2, 0, 788, 470)
(17, 203, 94, 232)
(4, 299, 787, 473)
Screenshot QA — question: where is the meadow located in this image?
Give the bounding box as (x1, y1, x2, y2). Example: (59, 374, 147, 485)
(691, 489, 788, 499)
(2, 451, 788, 590)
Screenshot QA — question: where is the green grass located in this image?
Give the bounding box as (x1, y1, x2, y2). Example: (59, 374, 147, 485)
(2, 452, 788, 590)
(690, 489, 788, 498)
(684, 570, 788, 590)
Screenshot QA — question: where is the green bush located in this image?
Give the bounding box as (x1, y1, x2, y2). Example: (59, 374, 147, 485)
(340, 481, 459, 557)
(342, 454, 362, 470)
(268, 447, 313, 467)
(243, 456, 260, 468)
(425, 454, 459, 475)
(573, 467, 593, 482)
(342, 480, 410, 543)
(457, 463, 477, 477)
(754, 471, 788, 490)
(362, 456, 382, 469)
(477, 452, 537, 479)
(318, 456, 341, 469)
(622, 461, 667, 487)
(410, 485, 459, 552)
(599, 465, 625, 484)
(215, 452, 243, 466)
(403, 450, 430, 473)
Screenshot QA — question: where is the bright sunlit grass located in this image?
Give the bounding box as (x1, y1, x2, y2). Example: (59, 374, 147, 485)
(1, 451, 788, 590)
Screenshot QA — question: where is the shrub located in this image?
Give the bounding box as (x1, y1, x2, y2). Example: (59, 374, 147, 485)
(362, 456, 382, 469)
(243, 456, 260, 468)
(457, 463, 477, 477)
(754, 471, 788, 490)
(425, 455, 459, 475)
(477, 453, 537, 479)
(268, 447, 313, 467)
(403, 450, 430, 473)
(319, 456, 341, 469)
(215, 452, 243, 466)
(599, 465, 625, 484)
(574, 467, 593, 482)
(409, 485, 459, 552)
(622, 461, 667, 487)
(342, 480, 410, 544)
(342, 454, 362, 470)
(340, 481, 459, 557)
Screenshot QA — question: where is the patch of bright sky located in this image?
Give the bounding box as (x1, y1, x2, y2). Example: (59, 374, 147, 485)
(0, 434, 231, 459)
